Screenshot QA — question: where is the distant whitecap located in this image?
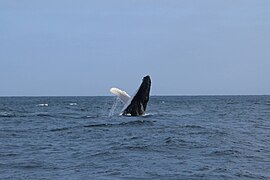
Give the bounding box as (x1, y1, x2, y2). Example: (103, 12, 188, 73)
(69, 103, 77, 106)
(37, 103, 49, 107)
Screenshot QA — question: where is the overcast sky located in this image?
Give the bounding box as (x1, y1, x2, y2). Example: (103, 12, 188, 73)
(1, 0, 269, 96)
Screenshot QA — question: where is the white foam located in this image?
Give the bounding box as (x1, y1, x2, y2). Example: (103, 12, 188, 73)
(142, 113, 153, 117)
(37, 103, 48, 107)
(69, 103, 77, 106)
(0, 111, 12, 117)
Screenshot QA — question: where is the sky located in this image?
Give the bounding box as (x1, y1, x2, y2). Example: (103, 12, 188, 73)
(1, 0, 270, 96)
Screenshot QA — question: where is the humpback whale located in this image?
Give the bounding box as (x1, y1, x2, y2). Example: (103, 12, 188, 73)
(110, 75, 151, 116)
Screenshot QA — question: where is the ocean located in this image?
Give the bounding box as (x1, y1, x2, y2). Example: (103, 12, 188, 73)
(0, 96, 270, 179)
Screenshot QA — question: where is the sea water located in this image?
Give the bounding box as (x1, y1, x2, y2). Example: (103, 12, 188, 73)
(0, 96, 270, 179)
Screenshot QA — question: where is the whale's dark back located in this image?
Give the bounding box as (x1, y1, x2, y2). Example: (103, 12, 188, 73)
(122, 76, 151, 116)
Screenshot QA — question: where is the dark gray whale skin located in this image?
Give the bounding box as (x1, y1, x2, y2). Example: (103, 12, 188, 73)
(122, 75, 151, 116)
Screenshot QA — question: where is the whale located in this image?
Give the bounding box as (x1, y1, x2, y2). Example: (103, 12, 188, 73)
(110, 75, 151, 116)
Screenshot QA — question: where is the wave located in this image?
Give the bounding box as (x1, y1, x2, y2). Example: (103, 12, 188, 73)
(35, 112, 52, 117)
(0, 153, 17, 157)
(183, 125, 205, 129)
(83, 120, 154, 129)
(69, 103, 77, 106)
(235, 170, 268, 179)
(37, 103, 49, 107)
(22, 112, 53, 118)
(50, 127, 71, 132)
(12, 162, 43, 170)
(84, 123, 111, 128)
(142, 113, 155, 117)
(208, 149, 241, 157)
(0, 111, 15, 117)
(119, 120, 154, 126)
(80, 115, 99, 119)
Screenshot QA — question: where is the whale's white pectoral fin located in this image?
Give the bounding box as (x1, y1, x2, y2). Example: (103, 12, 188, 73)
(110, 88, 131, 104)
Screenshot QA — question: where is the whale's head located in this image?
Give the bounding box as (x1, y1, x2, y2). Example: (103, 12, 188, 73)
(143, 75, 151, 85)
(138, 75, 151, 100)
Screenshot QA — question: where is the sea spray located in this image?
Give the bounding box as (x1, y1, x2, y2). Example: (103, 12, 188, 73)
(109, 97, 121, 117)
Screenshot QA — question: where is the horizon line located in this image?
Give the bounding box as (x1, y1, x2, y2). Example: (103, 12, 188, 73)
(0, 94, 269, 97)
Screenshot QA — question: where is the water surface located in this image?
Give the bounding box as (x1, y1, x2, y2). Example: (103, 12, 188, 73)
(1, 96, 270, 179)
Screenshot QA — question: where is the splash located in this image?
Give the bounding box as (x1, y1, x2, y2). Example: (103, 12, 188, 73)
(109, 97, 121, 117)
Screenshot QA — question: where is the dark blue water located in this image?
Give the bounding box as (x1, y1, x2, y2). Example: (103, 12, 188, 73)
(1, 96, 270, 179)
